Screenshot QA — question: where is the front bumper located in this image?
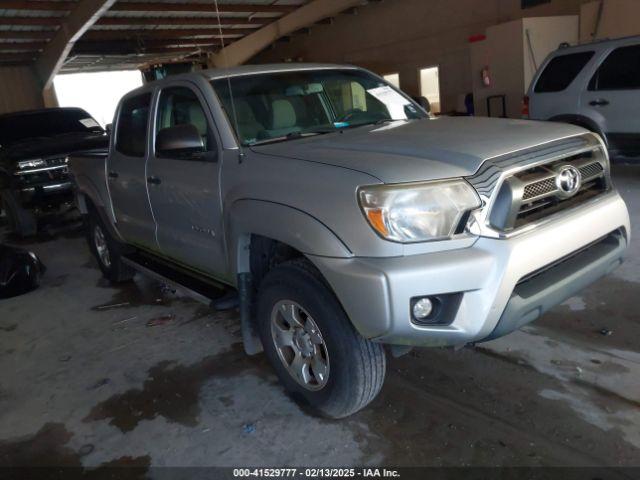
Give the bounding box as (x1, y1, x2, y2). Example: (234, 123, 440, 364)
(16, 181, 74, 209)
(309, 191, 630, 347)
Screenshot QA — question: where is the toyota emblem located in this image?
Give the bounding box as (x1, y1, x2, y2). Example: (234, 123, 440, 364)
(555, 165, 582, 197)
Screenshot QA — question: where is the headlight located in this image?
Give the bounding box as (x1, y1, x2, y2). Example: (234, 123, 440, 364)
(18, 159, 45, 169)
(358, 179, 481, 242)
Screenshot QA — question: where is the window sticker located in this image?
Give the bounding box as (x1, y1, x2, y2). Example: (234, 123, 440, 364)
(79, 118, 100, 128)
(366, 86, 410, 119)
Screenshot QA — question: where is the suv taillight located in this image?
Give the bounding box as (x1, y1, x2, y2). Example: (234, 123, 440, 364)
(521, 95, 530, 118)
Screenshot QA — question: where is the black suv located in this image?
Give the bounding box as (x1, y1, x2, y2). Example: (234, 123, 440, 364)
(0, 107, 107, 236)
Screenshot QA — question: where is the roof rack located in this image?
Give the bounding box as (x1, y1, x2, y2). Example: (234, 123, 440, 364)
(568, 33, 640, 49)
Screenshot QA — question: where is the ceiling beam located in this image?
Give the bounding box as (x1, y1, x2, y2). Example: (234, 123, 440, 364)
(95, 16, 264, 26)
(0, 53, 38, 63)
(109, 3, 298, 13)
(77, 39, 222, 48)
(73, 44, 212, 55)
(209, 0, 364, 67)
(84, 28, 253, 41)
(0, 1, 74, 11)
(35, 0, 117, 88)
(0, 42, 46, 51)
(0, 17, 63, 26)
(0, 31, 53, 40)
(0, 0, 297, 13)
(72, 40, 220, 55)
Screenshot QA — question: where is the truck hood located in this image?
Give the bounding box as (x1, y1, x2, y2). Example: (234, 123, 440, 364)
(251, 116, 587, 183)
(0, 132, 109, 163)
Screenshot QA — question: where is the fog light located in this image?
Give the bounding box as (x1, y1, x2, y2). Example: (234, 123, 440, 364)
(412, 297, 433, 319)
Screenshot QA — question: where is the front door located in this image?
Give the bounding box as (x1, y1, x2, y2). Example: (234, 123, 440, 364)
(146, 83, 227, 280)
(107, 91, 157, 249)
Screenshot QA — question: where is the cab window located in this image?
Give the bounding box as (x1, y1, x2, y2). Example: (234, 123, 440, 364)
(156, 86, 216, 154)
(116, 93, 151, 157)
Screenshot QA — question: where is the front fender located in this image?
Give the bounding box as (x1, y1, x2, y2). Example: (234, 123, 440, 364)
(226, 199, 353, 276)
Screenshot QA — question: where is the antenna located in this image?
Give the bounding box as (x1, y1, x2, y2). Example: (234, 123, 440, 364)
(213, 0, 244, 162)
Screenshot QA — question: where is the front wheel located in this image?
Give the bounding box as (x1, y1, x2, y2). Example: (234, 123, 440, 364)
(257, 259, 386, 418)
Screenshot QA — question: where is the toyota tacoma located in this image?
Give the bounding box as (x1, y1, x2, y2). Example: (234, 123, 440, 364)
(69, 64, 630, 418)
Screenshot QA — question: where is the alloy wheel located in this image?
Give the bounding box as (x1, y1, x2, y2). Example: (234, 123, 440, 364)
(93, 225, 111, 268)
(270, 300, 330, 391)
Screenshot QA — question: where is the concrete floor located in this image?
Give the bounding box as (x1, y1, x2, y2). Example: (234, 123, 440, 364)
(0, 165, 638, 468)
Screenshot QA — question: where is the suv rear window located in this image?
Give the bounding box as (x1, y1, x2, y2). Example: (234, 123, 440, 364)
(534, 51, 594, 93)
(589, 44, 640, 90)
(116, 93, 151, 157)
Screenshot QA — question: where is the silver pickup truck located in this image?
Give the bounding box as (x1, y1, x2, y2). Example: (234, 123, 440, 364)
(70, 63, 630, 418)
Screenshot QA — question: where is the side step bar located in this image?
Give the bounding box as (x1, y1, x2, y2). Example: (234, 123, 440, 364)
(121, 251, 232, 307)
(121, 251, 260, 355)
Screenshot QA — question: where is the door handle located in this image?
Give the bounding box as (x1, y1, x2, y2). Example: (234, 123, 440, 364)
(589, 99, 610, 106)
(108, 171, 119, 179)
(146, 175, 161, 185)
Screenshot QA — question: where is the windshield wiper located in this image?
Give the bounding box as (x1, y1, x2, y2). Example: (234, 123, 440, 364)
(340, 118, 400, 130)
(248, 131, 329, 146)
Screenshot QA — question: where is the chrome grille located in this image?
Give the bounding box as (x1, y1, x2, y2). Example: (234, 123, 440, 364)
(522, 177, 556, 200)
(579, 162, 604, 179)
(519, 159, 605, 202)
(478, 136, 610, 233)
(467, 135, 594, 200)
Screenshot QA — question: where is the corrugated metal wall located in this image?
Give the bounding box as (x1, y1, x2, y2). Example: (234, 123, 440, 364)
(0, 67, 44, 115)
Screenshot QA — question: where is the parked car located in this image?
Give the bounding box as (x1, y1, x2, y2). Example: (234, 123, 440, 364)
(70, 64, 630, 418)
(526, 35, 640, 158)
(0, 107, 107, 236)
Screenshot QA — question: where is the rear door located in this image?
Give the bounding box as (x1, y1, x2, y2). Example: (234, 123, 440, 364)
(529, 50, 595, 121)
(146, 82, 227, 279)
(106, 92, 157, 249)
(580, 43, 640, 150)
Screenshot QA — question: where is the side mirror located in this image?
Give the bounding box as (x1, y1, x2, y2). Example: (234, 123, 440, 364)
(105, 123, 112, 135)
(156, 124, 205, 158)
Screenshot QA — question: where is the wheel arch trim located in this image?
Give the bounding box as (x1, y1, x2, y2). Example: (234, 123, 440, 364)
(226, 199, 353, 277)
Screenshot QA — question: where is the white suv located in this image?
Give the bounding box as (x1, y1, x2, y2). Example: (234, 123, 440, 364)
(526, 35, 640, 158)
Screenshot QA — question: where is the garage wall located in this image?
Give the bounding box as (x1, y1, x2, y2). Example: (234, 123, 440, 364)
(470, 19, 527, 119)
(580, 0, 640, 42)
(470, 15, 579, 118)
(252, 0, 593, 113)
(0, 66, 44, 115)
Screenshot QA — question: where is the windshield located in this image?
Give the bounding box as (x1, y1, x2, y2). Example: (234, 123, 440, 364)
(0, 108, 104, 147)
(211, 69, 426, 146)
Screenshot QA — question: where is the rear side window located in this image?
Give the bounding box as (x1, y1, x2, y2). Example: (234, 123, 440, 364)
(534, 51, 594, 93)
(116, 93, 151, 157)
(589, 45, 640, 90)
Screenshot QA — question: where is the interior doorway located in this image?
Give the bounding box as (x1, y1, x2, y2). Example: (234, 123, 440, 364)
(383, 73, 400, 88)
(419, 66, 441, 113)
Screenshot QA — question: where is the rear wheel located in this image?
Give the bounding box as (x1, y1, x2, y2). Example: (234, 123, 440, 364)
(87, 210, 135, 283)
(257, 259, 386, 418)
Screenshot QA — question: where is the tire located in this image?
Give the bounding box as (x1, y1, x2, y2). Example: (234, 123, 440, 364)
(257, 258, 386, 418)
(1, 190, 37, 237)
(86, 209, 135, 283)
